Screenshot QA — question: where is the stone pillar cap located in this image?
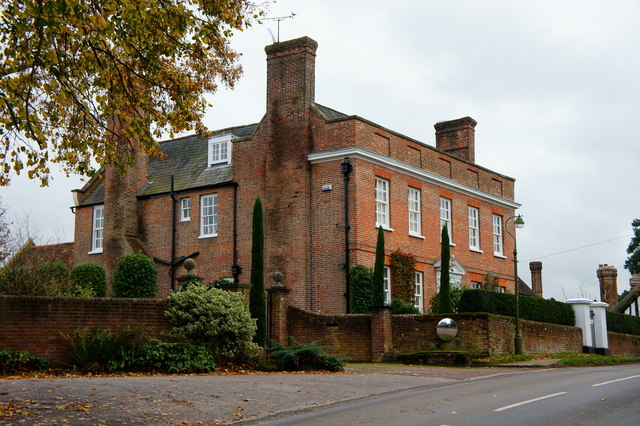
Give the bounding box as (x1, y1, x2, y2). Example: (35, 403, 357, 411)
(565, 298, 594, 305)
(590, 301, 609, 308)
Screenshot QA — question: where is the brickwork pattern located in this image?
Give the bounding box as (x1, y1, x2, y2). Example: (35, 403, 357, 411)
(607, 331, 640, 356)
(0, 296, 169, 364)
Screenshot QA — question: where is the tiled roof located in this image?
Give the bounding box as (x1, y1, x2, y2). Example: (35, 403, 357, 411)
(76, 124, 258, 206)
(315, 103, 348, 120)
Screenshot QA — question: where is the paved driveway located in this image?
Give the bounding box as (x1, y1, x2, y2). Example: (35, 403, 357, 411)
(0, 365, 536, 424)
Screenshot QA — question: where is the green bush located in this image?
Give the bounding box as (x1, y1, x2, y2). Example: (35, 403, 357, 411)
(129, 340, 217, 373)
(268, 339, 344, 372)
(62, 327, 217, 373)
(458, 289, 575, 326)
(0, 349, 49, 374)
(372, 227, 386, 307)
(249, 197, 267, 347)
(350, 265, 373, 313)
(391, 298, 420, 314)
(112, 253, 158, 298)
(0, 266, 39, 295)
(70, 262, 107, 297)
(62, 326, 148, 372)
(429, 287, 463, 313)
(390, 249, 416, 304)
(164, 285, 259, 364)
(606, 310, 640, 335)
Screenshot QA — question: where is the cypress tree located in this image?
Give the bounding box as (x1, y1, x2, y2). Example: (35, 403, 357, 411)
(372, 226, 386, 307)
(249, 197, 266, 347)
(438, 224, 453, 313)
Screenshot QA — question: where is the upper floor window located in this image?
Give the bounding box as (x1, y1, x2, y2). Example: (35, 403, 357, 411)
(200, 194, 218, 238)
(414, 271, 424, 313)
(493, 214, 504, 256)
(439, 197, 452, 241)
(90, 205, 104, 254)
(468, 206, 480, 251)
(383, 266, 391, 305)
(375, 178, 390, 229)
(408, 187, 422, 237)
(180, 197, 191, 222)
(471, 281, 482, 290)
(208, 135, 232, 166)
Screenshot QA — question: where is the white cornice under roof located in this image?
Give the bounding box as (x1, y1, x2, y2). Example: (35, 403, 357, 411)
(308, 147, 521, 210)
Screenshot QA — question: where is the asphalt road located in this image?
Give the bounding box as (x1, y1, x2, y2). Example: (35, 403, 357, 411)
(263, 364, 640, 426)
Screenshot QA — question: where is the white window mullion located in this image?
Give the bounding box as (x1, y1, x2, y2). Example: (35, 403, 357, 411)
(180, 198, 191, 222)
(493, 214, 503, 256)
(414, 271, 423, 313)
(200, 194, 218, 238)
(468, 206, 480, 251)
(439, 197, 452, 242)
(383, 266, 391, 305)
(408, 187, 421, 237)
(90, 205, 104, 253)
(376, 178, 390, 229)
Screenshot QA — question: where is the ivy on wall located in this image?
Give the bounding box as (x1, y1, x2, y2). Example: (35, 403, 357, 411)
(390, 249, 416, 304)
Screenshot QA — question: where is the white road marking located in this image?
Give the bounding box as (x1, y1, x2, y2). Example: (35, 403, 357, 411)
(592, 375, 640, 387)
(493, 392, 567, 412)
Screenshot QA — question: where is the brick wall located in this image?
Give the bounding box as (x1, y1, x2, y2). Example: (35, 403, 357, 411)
(0, 296, 169, 364)
(607, 331, 640, 356)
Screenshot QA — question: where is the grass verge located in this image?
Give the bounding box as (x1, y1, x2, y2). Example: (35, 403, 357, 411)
(474, 353, 640, 366)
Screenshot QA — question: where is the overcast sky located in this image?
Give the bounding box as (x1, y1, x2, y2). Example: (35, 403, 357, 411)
(2, 0, 639, 301)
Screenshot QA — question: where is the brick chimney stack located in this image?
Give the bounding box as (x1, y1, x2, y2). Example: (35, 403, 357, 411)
(434, 117, 477, 162)
(597, 264, 618, 310)
(265, 37, 317, 116)
(262, 37, 318, 309)
(103, 115, 148, 266)
(529, 261, 543, 298)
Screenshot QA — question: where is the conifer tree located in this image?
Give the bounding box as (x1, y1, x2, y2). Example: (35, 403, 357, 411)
(438, 224, 453, 313)
(249, 197, 266, 347)
(372, 226, 386, 307)
(624, 219, 640, 275)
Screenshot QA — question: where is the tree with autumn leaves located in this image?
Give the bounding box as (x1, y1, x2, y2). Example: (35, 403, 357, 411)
(0, 0, 268, 186)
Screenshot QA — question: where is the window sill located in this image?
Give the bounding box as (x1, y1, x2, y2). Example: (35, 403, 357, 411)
(494, 253, 507, 259)
(180, 218, 191, 223)
(469, 248, 483, 254)
(409, 233, 425, 239)
(88, 249, 103, 255)
(199, 234, 218, 239)
(376, 225, 394, 232)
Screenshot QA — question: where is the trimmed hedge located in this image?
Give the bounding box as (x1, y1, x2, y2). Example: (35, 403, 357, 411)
(458, 289, 575, 326)
(112, 253, 158, 298)
(70, 262, 107, 297)
(606, 310, 640, 336)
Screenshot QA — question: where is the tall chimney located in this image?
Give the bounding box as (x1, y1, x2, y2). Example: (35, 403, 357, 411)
(265, 37, 317, 117)
(597, 264, 618, 310)
(434, 116, 477, 162)
(529, 261, 543, 298)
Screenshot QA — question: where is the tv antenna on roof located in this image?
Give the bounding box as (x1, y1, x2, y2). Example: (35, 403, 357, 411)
(263, 12, 296, 43)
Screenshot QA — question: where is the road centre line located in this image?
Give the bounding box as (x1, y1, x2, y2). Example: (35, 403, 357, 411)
(592, 375, 640, 387)
(493, 392, 567, 412)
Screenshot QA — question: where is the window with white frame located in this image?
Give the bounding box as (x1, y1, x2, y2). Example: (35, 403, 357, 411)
(90, 205, 104, 253)
(208, 135, 231, 166)
(471, 281, 482, 289)
(200, 194, 218, 237)
(375, 178, 390, 228)
(493, 214, 503, 256)
(383, 266, 391, 305)
(414, 271, 424, 313)
(497, 286, 506, 293)
(468, 206, 480, 251)
(408, 187, 421, 236)
(439, 197, 452, 241)
(180, 197, 191, 222)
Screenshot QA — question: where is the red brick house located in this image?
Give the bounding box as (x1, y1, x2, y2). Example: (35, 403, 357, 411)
(66, 36, 521, 314)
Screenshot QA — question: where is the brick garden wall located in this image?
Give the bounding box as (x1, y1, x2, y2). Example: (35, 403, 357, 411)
(607, 331, 640, 356)
(0, 296, 170, 364)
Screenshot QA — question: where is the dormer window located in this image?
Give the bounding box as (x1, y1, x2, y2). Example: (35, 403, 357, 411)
(208, 135, 232, 166)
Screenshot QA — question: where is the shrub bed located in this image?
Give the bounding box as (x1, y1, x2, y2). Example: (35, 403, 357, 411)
(458, 289, 575, 326)
(606, 310, 640, 336)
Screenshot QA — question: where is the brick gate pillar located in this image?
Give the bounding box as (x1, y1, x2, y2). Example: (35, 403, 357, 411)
(371, 306, 393, 362)
(267, 285, 291, 346)
(597, 264, 618, 310)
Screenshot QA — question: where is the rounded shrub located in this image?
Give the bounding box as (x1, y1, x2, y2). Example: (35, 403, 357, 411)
(36, 261, 72, 295)
(350, 265, 373, 314)
(391, 298, 420, 314)
(112, 253, 158, 298)
(164, 285, 259, 364)
(71, 262, 107, 297)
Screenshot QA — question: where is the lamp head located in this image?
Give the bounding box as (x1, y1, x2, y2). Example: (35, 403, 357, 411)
(515, 215, 525, 229)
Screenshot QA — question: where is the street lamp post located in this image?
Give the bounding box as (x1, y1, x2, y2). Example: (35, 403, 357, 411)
(505, 215, 525, 355)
